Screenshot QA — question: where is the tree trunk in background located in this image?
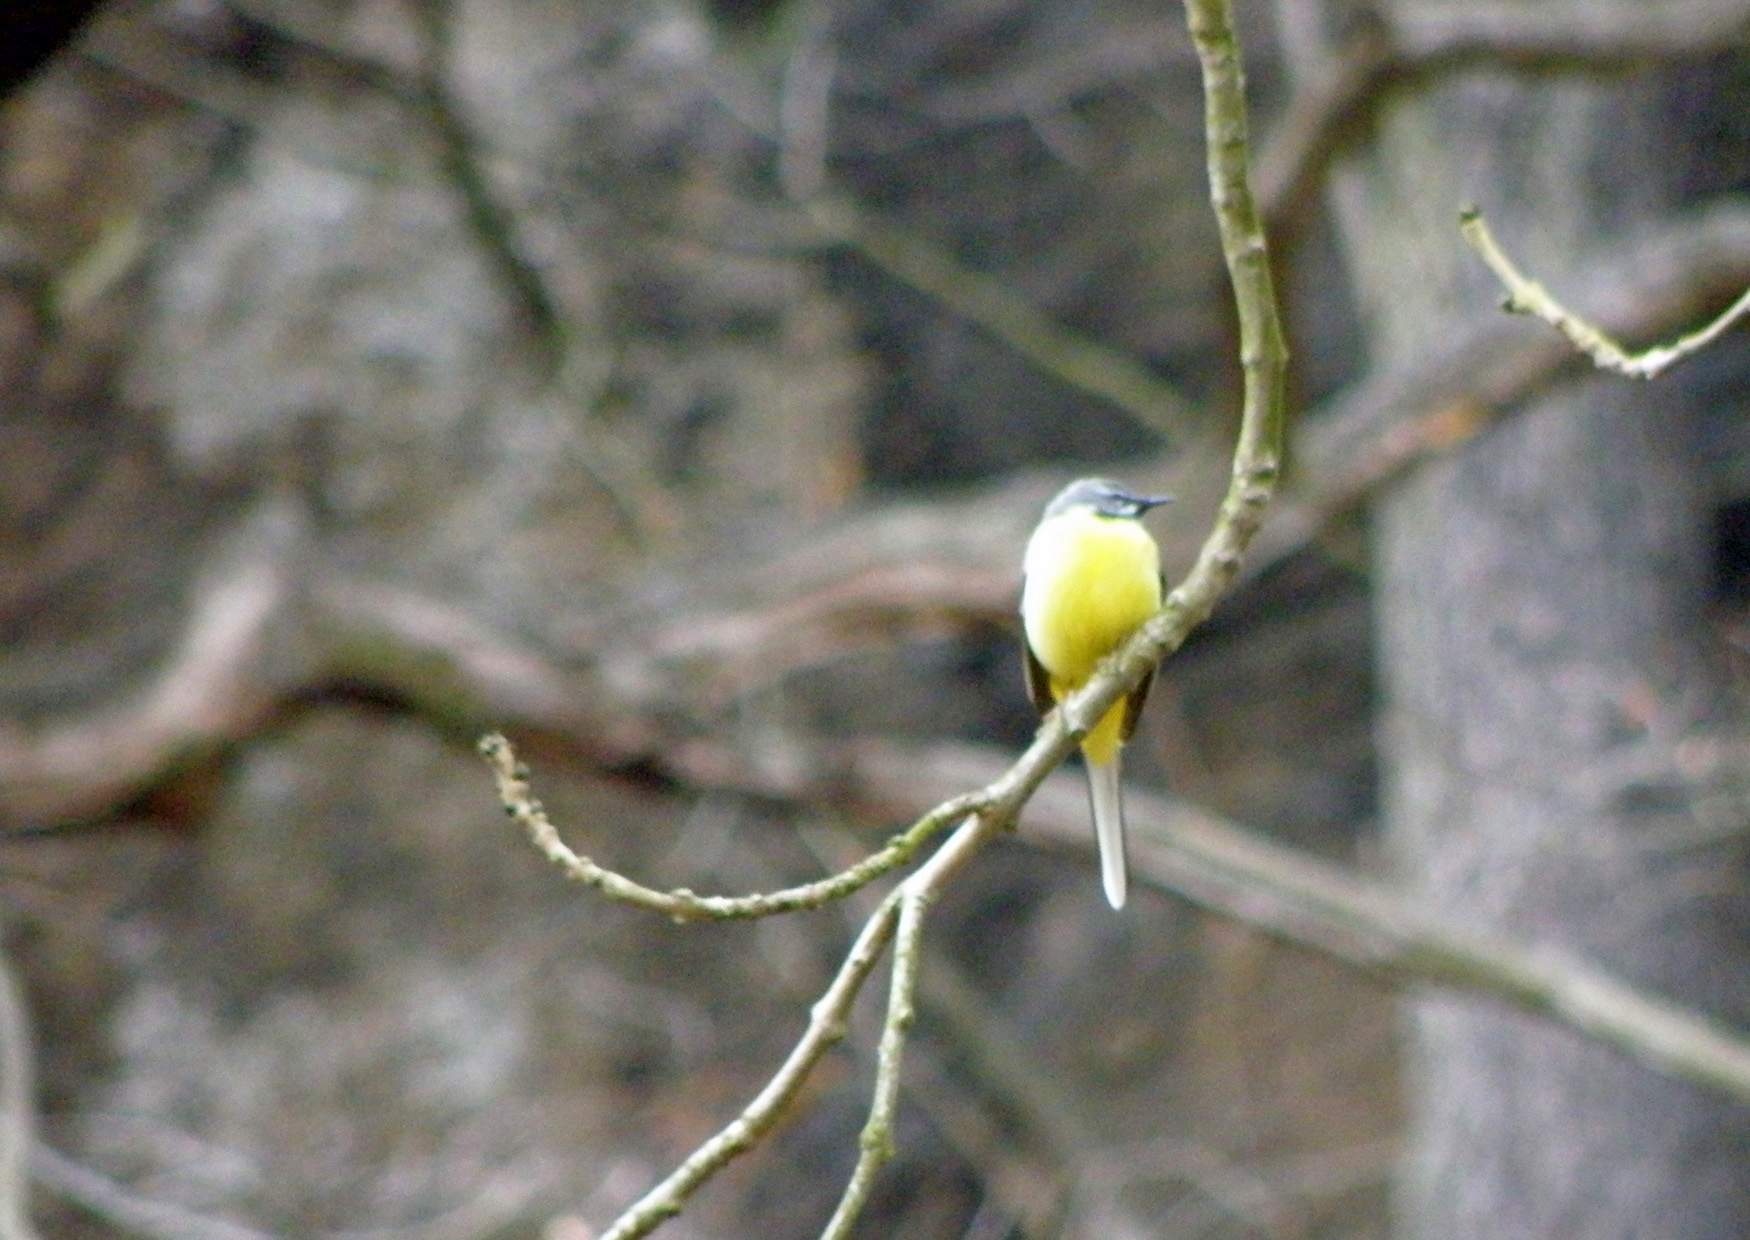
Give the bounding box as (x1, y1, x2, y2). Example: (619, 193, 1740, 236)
(1296, 22, 1750, 1240)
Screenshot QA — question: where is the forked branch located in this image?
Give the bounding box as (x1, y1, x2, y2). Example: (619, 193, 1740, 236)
(486, 0, 1287, 1234)
(1461, 206, 1750, 378)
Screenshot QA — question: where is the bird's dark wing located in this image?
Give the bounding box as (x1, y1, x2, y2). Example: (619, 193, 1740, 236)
(1023, 634, 1055, 716)
(1021, 580, 1056, 716)
(1121, 666, 1155, 741)
(1120, 573, 1168, 740)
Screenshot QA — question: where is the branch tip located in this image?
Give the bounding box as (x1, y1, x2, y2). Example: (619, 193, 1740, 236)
(1461, 206, 1750, 378)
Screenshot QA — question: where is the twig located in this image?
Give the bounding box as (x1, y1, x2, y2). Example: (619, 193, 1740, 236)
(820, 888, 927, 1238)
(1124, 0, 1288, 673)
(1254, 30, 1396, 244)
(30, 1145, 269, 1240)
(478, 732, 983, 921)
(814, 7, 1288, 1224)
(409, 1, 566, 375)
(1281, 203, 1750, 548)
(727, 735, 1750, 1109)
(1460, 206, 1750, 379)
(797, 822, 1089, 1231)
(598, 889, 904, 1240)
(0, 949, 37, 1240)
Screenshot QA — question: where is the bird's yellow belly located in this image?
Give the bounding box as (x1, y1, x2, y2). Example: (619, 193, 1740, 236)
(1023, 514, 1161, 688)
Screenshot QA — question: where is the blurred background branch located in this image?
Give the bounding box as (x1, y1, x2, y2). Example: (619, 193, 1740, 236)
(0, 947, 37, 1240)
(1258, 1, 1750, 249)
(14, 185, 1750, 823)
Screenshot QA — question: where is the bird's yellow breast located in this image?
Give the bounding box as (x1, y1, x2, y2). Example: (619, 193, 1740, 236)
(1022, 508, 1162, 688)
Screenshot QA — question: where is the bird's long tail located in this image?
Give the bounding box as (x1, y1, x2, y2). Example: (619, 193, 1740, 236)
(1085, 754, 1128, 909)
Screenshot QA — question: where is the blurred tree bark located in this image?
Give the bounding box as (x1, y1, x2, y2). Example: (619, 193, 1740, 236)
(1278, 4, 1750, 1236)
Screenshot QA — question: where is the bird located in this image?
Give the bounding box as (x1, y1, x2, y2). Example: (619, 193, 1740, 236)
(1021, 477, 1172, 909)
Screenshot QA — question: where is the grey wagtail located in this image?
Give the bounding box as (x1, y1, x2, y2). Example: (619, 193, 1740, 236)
(1021, 478, 1171, 908)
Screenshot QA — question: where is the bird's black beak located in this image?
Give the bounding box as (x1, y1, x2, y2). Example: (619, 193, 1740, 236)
(1117, 490, 1174, 517)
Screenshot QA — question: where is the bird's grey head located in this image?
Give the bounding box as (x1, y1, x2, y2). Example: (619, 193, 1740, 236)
(1043, 477, 1174, 521)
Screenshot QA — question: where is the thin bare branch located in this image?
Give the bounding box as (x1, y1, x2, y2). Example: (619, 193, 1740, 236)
(1116, 788, 1750, 1105)
(409, 1, 566, 376)
(597, 890, 903, 1240)
(1284, 204, 1750, 541)
(31, 1144, 272, 1240)
(1460, 206, 1750, 379)
(820, 888, 927, 1239)
(479, 732, 982, 921)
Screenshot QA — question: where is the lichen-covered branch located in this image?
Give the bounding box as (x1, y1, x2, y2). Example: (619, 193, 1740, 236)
(479, 732, 983, 921)
(1095, 0, 1288, 707)
(811, 4, 1292, 1216)
(1460, 206, 1750, 378)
